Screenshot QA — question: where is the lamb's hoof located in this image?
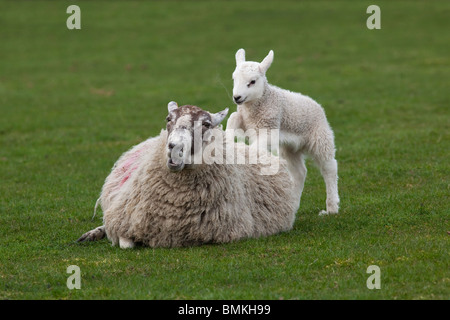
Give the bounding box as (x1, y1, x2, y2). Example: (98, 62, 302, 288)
(319, 210, 339, 216)
(77, 226, 106, 242)
(119, 237, 135, 249)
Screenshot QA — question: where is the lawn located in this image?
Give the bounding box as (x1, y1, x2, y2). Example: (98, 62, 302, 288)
(0, 0, 448, 300)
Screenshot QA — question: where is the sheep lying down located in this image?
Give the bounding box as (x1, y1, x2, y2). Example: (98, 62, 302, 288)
(78, 102, 300, 248)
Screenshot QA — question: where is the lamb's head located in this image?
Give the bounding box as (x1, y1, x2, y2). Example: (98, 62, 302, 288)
(165, 101, 228, 172)
(232, 48, 273, 105)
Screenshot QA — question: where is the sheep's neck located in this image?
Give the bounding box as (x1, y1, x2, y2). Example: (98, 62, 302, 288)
(244, 82, 271, 111)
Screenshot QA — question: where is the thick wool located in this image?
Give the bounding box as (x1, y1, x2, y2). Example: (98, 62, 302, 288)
(100, 129, 298, 248)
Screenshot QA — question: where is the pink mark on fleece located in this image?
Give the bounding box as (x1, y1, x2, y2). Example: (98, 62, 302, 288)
(119, 148, 143, 188)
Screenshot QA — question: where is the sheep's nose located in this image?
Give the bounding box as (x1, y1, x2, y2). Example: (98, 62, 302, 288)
(168, 142, 183, 156)
(233, 95, 241, 103)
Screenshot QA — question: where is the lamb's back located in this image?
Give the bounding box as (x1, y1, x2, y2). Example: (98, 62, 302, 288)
(270, 85, 327, 135)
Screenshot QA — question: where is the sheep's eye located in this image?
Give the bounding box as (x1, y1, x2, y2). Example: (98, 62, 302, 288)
(166, 117, 171, 123)
(247, 80, 256, 87)
(203, 121, 211, 128)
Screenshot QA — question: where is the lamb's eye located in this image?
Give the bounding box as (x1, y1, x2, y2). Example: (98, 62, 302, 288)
(203, 122, 211, 128)
(248, 80, 256, 87)
(166, 117, 171, 123)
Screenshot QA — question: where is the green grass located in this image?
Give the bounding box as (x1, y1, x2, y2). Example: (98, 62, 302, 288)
(0, 0, 448, 299)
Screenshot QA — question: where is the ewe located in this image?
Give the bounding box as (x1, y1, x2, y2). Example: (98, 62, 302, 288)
(227, 49, 339, 215)
(78, 102, 299, 248)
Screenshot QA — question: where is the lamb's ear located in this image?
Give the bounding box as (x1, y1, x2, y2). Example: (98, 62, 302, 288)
(168, 101, 178, 113)
(259, 50, 274, 74)
(211, 108, 229, 127)
(235, 48, 246, 66)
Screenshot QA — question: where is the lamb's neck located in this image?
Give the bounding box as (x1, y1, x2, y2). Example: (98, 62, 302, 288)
(245, 82, 274, 111)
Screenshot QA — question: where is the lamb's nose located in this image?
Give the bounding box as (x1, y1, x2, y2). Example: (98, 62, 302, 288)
(234, 95, 241, 103)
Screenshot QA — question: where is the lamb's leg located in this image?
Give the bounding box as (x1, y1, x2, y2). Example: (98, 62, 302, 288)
(226, 112, 248, 143)
(226, 111, 242, 130)
(317, 158, 340, 215)
(119, 237, 135, 249)
(294, 154, 307, 203)
(309, 125, 340, 215)
(77, 226, 106, 242)
(281, 149, 307, 204)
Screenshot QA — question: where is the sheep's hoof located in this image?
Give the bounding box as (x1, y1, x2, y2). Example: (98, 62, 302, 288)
(119, 237, 135, 249)
(77, 226, 106, 242)
(318, 210, 339, 216)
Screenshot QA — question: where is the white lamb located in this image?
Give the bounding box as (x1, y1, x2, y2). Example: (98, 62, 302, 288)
(77, 102, 300, 248)
(227, 49, 339, 215)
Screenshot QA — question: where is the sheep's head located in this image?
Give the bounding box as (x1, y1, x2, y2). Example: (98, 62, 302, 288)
(232, 48, 273, 105)
(165, 102, 228, 172)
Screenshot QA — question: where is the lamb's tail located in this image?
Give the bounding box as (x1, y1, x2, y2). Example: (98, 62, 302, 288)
(91, 197, 101, 221)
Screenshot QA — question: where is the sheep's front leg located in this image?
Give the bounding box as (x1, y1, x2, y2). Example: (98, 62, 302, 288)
(226, 112, 247, 143)
(119, 237, 135, 249)
(77, 226, 106, 242)
(226, 111, 242, 130)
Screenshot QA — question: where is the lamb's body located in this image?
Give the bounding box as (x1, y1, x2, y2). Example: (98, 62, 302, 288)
(228, 49, 339, 215)
(93, 128, 298, 248)
(234, 83, 334, 157)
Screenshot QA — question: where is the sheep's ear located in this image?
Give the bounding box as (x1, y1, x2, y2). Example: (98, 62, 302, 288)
(211, 108, 229, 127)
(168, 101, 178, 113)
(235, 48, 246, 66)
(259, 50, 274, 74)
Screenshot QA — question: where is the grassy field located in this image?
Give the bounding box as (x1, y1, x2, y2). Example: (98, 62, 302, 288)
(0, 0, 448, 300)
